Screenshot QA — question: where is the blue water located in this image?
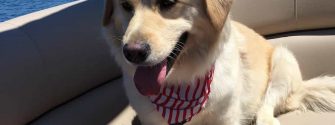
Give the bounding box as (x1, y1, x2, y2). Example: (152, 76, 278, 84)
(0, 0, 76, 22)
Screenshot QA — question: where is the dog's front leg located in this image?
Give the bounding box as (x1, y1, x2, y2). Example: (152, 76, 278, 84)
(222, 100, 242, 125)
(206, 95, 242, 125)
(256, 105, 280, 125)
(256, 47, 303, 125)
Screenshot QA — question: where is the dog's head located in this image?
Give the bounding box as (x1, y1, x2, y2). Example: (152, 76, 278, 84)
(103, 0, 232, 95)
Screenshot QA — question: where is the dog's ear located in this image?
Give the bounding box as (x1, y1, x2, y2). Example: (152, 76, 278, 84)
(204, 0, 233, 31)
(103, 0, 113, 26)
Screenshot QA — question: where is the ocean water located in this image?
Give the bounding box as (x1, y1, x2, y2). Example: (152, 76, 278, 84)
(0, 0, 76, 22)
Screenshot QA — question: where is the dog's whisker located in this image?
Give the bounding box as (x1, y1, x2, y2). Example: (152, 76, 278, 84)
(112, 38, 122, 42)
(176, 45, 184, 50)
(110, 36, 123, 41)
(176, 44, 183, 48)
(175, 48, 183, 51)
(111, 37, 122, 42)
(176, 43, 183, 46)
(170, 52, 179, 57)
(176, 41, 185, 45)
(111, 35, 122, 38)
(177, 43, 185, 47)
(168, 56, 176, 60)
(178, 41, 185, 45)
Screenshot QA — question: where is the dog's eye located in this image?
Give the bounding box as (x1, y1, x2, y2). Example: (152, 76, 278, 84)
(158, 0, 177, 10)
(121, 1, 134, 12)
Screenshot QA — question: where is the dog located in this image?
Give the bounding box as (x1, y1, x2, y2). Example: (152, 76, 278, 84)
(102, 0, 335, 125)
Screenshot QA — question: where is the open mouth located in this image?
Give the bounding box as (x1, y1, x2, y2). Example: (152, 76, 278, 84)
(133, 32, 189, 96)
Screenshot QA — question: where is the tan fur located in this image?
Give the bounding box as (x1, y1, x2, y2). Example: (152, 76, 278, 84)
(204, 0, 233, 31)
(233, 21, 275, 116)
(102, 0, 335, 125)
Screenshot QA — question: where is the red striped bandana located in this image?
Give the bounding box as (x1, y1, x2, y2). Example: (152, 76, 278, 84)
(149, 67, 214, 124)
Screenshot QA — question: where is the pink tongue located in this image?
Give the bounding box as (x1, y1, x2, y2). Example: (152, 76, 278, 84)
(134, 60, 167, 96)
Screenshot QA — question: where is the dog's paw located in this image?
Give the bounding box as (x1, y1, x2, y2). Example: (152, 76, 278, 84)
(256, 117, 280, 125)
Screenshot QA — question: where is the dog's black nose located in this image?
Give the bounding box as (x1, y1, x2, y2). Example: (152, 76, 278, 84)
(123, 43, 151, 64)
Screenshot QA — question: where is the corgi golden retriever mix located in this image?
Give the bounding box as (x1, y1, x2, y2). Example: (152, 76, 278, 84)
(102, 0, 335, 125)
